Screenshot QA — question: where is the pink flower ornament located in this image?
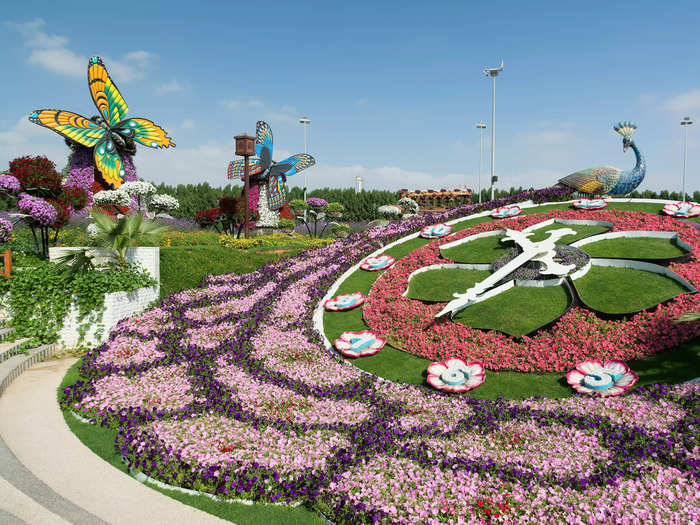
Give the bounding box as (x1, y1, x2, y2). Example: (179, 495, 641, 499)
(324, 292, 366, 311)
(572, 198, 608, 210)
(566, 360, 638, 397)
(421, 223, 452, 239)
(426, 358, 485, 393)
(662, 201, 700, 218)
(490, 205, 522, 219)
(334, 330, 385, 358)
(360, 254, 396, 271)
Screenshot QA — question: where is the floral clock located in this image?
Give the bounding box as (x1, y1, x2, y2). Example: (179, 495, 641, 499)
(421, 223, 452, 239)
(334, 330, 385, 358)
(324, 292, 366, 311)
(426, 358, 485, 393)
(572, 198, 608, 210)
(490, 205, 522, 219)
(362, 209, 700, 373)
(662, 201, 700, 218)
(566, 359, 638, 397)
(360, 254, 396, 271)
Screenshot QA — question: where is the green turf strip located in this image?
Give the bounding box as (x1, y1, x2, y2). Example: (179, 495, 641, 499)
(579, 236, 688, 259)
(440, 234, 508, 263)
(58, 360, 324, 525)
(573, 265, 689, 314)
(526, 223, 610, 244)
(453, 284, 571, 337)
(406, 268, 491, 302)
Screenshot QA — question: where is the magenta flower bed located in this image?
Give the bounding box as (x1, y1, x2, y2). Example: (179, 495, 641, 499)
(363, 209, 700, 372)
(61, 197, 700, 524)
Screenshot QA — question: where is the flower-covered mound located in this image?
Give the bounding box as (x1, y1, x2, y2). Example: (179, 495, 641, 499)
(62, 201, 700, 524)
(334, 330, 385, 358)
(363, 209, 700, 372)
(573, 198, 608, 210)
(360, 254, 395, 271)
(663, 201, 700, 218)
(426, 358, 485, 393)
(421, 223, 452, 239)
(566, 359, 639, 397)
(324, 292, 365, 311)
(490, 205, 522, 218)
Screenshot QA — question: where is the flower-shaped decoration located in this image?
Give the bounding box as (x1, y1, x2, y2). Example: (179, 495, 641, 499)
(490, 205, 522, 219)
(421, 223, 452, 239)
(360, 254, 396, 271)
(662, 201, 700, 218)
(566, 360, 638, 397)
(324, 292, 366, 311)
(426, 358, 485, 393)
(334, 330, 385, 358)
(573, 198, 608, 210)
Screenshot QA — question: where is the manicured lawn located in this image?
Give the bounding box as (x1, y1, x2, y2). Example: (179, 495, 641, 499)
(58, 361, 324, 525)
(440, 234, 508, 263)
(406, 268, 491, 302)
(574, 265, 689, 314)
(453, 284, 572, 336)
(159, 245, 305, 298)
(526, 223, 611, 244)
(579, 236, 689, 259)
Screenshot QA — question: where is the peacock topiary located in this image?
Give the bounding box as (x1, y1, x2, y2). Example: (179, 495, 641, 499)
(558, 122, 646, 196)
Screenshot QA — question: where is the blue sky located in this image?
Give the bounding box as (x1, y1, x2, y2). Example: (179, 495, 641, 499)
(1, 0, 699, 193)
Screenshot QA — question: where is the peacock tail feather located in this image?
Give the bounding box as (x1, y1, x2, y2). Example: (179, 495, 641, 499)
(558, 166, 620, 195)
(614, 121, 636, 137)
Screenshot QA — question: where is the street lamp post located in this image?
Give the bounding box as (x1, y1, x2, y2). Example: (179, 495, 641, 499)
(681, 117, 693, 201)
(234, 133, 256, 239)
(477, 121, 486, 203)
(299, 117, 310, 198)
(484, 61, 503, 202)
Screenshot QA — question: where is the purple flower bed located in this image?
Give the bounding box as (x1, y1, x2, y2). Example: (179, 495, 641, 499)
(60, 185, 700, 524)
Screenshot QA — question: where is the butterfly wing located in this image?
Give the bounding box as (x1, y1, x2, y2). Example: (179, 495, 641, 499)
(115, 118, 175, 149)
(268, 154, 315, 178)
(267, 174, 287, 210)
(93, 138, 125, 188)
(227, 158, 263, 180)
(88, 56, 129, 127)
(255, 121, 273, 170)
(28, 109, 106, 148)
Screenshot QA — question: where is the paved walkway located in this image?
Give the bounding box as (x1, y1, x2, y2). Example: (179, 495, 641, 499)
(0, 357, 231, 525)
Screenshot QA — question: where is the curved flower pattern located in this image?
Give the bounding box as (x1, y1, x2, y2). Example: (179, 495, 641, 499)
(360, 254, 396, 271)
(334, 330, 385, 358)
(490, 205, 522, 218)
(324, 292, 366, 311)
(573, 198, 608, 210)
(421, 223, 452, 239)
(663, 201, 700, 218)
(566, 360, 638, 396)
(426, 358, 485, 393)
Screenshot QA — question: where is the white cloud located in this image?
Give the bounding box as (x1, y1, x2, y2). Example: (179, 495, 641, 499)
(662, 89, 700, 113)
(179, 118, 196, 130)
(221, 98, 299, 124)
(248, 99, 264, 108)
(156, 78, 187, 95)
(0, 116, 70, 170)
(7, 18, 153, 82)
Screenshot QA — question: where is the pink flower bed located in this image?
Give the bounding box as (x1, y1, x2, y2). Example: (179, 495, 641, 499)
(215, 358, 370, 425)
(143, 412, 349, 474)
(186, 322, 241, 349)
(96, 336, 164, 367)
(116, 308, 175, 336)
(74, 364, 198, 415)
(185, 282, 276, 321)
(363, 209, 700, 372)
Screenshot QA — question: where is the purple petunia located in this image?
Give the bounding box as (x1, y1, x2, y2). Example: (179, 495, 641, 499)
(17, 193, 57, 226)
(0, 217, 13, 243)
(306, 197, 328, 208)
(0, 173, 21, 194)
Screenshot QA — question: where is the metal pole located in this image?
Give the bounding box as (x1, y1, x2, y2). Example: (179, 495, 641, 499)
(682, 124, 688, 201)
(479, 126, 483, 203)
(490, 75, 496, 202)
(243, 154, 250, 239)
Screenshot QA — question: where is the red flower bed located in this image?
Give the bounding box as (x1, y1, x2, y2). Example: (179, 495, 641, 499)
(363, 209, 700, 372)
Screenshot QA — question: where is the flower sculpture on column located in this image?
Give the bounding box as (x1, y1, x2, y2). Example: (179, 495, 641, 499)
(227, 121, 315, 227)
(427, 358, 485, 393)
(566, 360, 638, 396)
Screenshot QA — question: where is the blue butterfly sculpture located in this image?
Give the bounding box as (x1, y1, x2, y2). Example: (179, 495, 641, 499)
(227, 121, 315, 210)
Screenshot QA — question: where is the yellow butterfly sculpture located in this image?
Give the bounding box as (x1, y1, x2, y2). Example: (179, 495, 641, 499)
(29, 56, 175, 188)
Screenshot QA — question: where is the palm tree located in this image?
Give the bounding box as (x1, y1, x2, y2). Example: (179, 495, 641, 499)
(57, 212, 168, 276)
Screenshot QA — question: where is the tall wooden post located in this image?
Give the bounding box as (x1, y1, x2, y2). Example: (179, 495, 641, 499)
(234, 134, 256, 240)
